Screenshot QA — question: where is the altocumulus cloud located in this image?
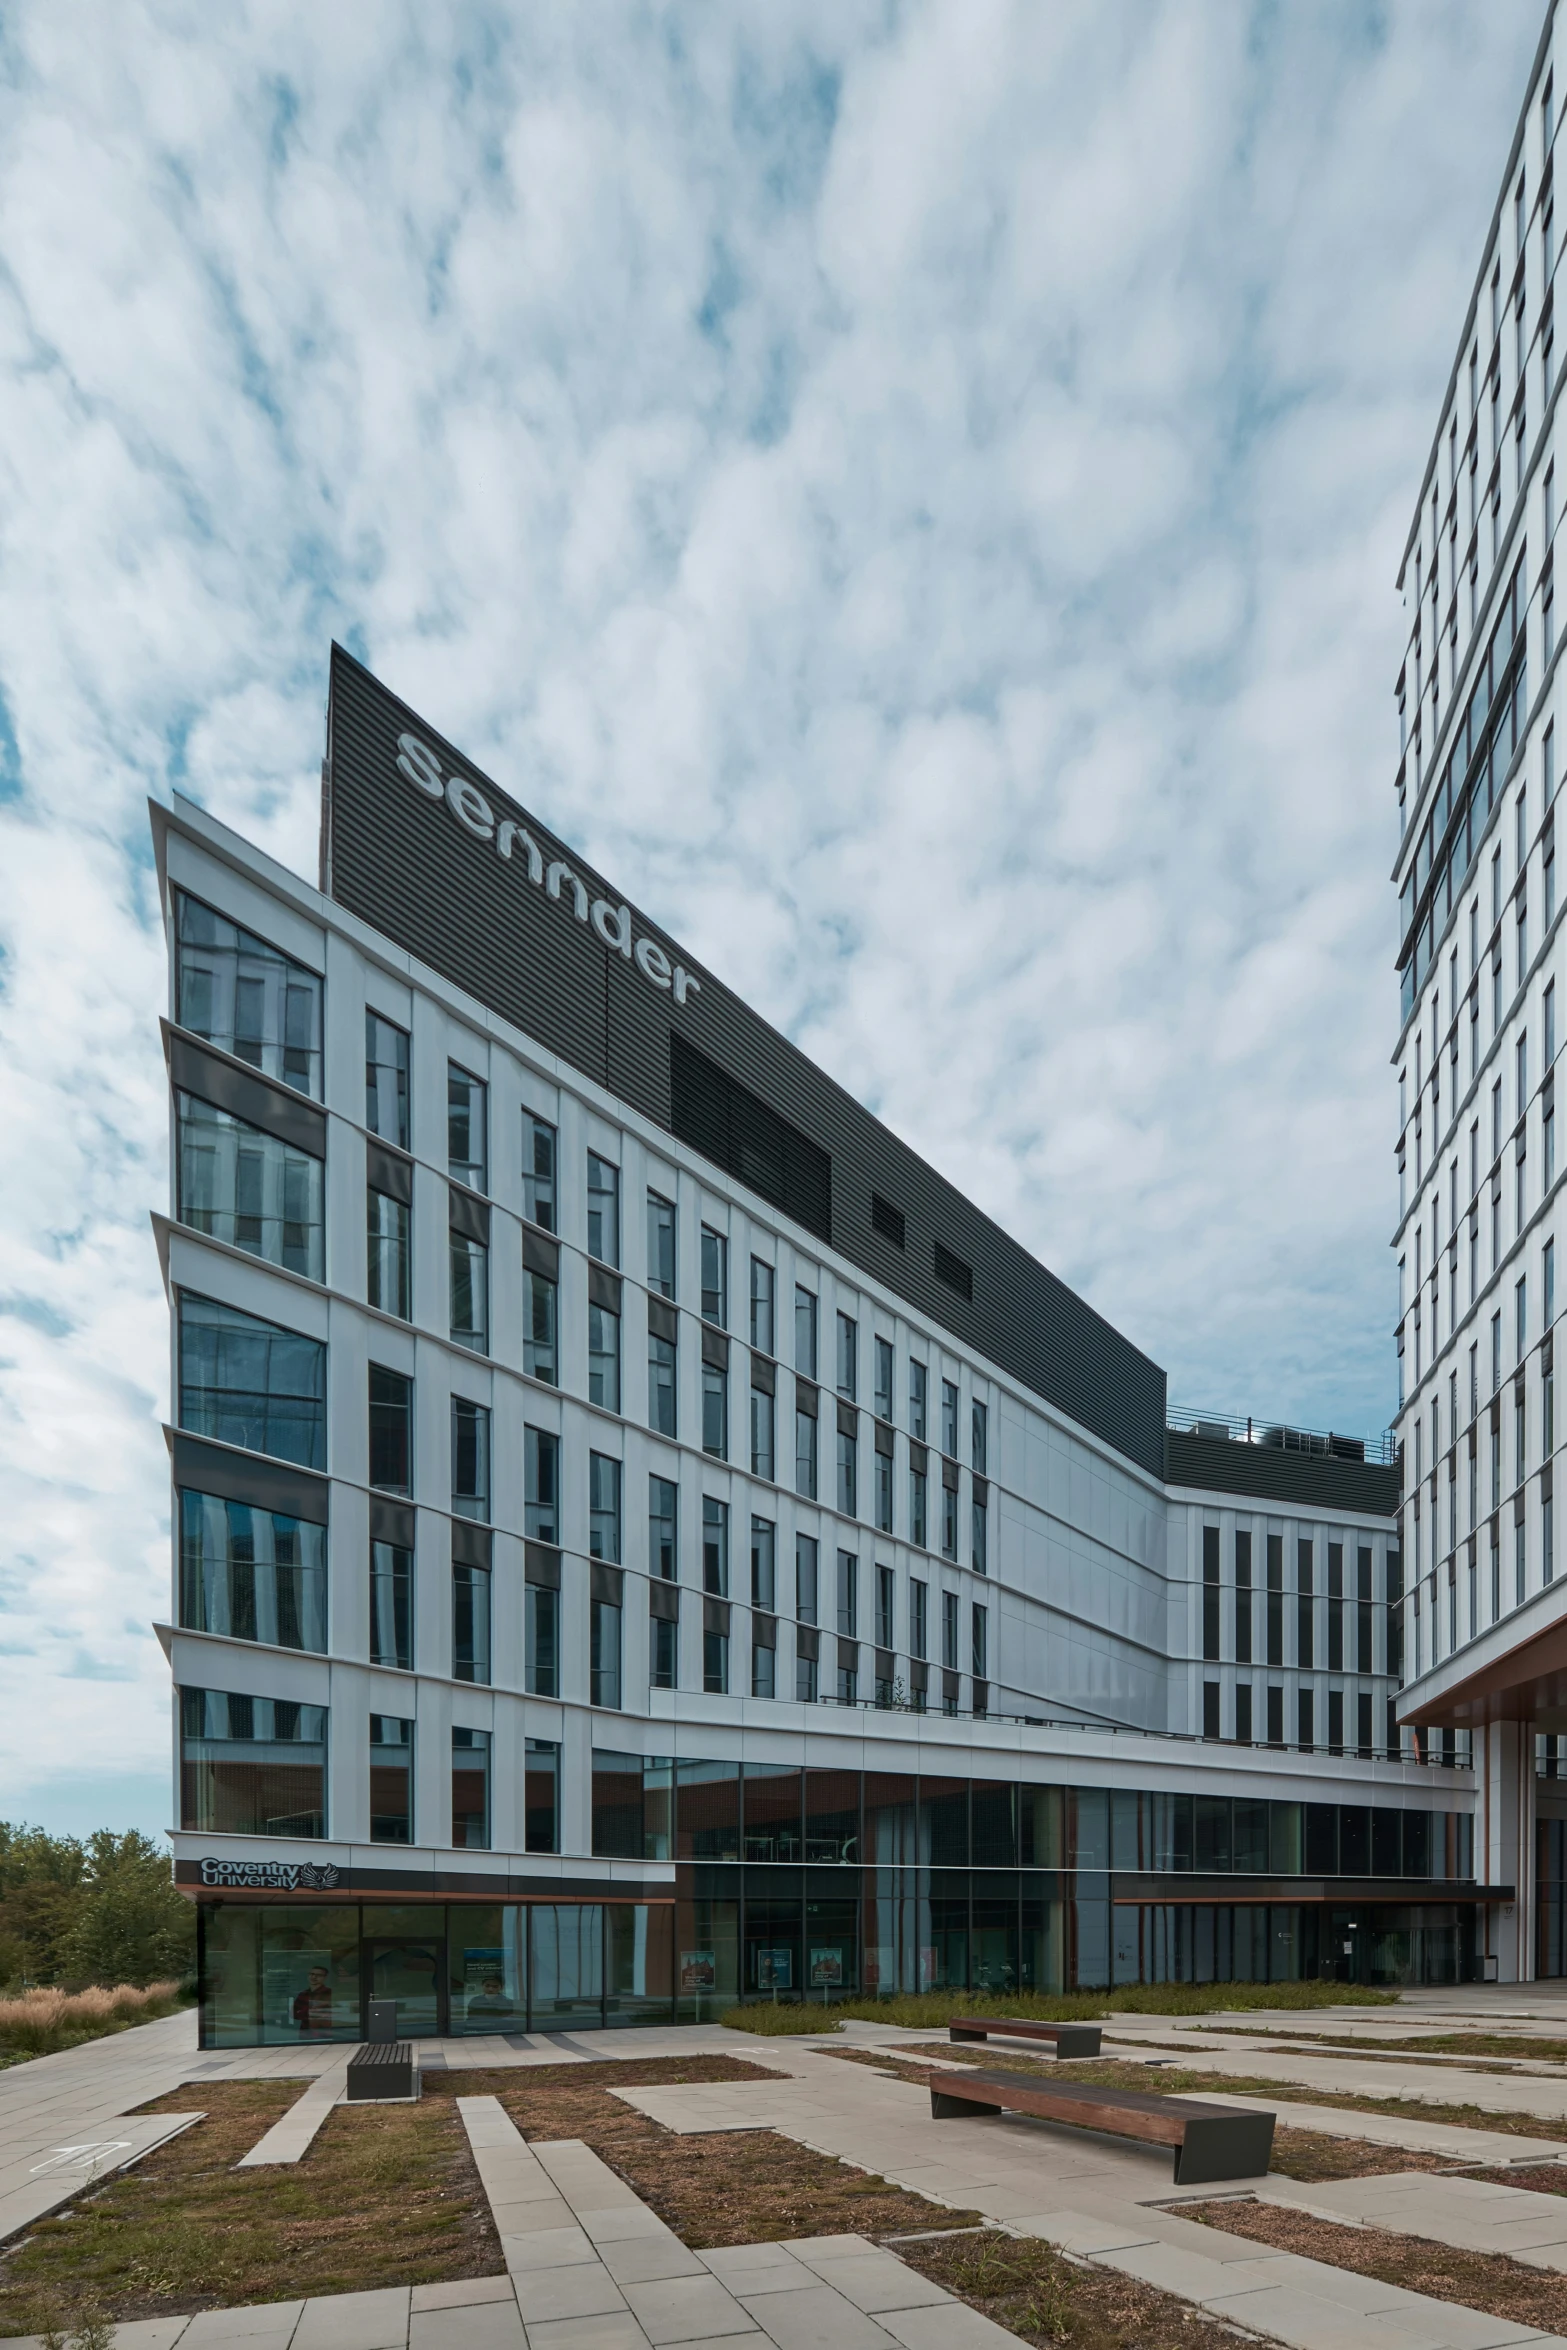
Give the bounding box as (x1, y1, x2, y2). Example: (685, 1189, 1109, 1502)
(0, 0, 1544, 1821)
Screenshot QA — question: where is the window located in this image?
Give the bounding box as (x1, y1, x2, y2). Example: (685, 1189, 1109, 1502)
(651, 1612, 678, 1691)
(795, 1533, 818, 1624)
(523, 1113, 557, 1230)
(941, 1590, 959, 1670)
(836, 1549, 858, 1636)
(586, 1153, 620, 1266)
(1234, 1531, 1252, 1663)
(179, 1687, 326, 1838)
(703, 1616, 729, 1695)
(525, 1426, 559, 1543)
(370, 1715, 413, 1842)
(972, 1492, 987, 1575)
(589, 1298, 621, 1411)
(796, 1646, 819, 1704)
(365, 1013, 409, 1147)
(524, 1263, 558, 1384)
(910, 1577, 928, 1660)
(369, 1365, 412, 1493)
(909, 1360, 927, 1439)
(647, 1191, 676, 1297)
(179, 1490, 326, 1653)
(701, 1227, 728, 1324)
(452, 1728, 490, 1850)
(750, 1258, 774, 1353)
(874, 1443, 892, 1534)
(910, 1459, 927, 1547)
(369, 1540, 412, 1669)
(591, 1593, 623, 1709)
(176, 1096, 323, 1280)
(972, 1399, 988, 1474)
(179, 1293, 326, 1469)
(640, 1316, 674, 1439)
(367, 1188, 410, 1317)
(525, 1740, 559, 1852)
(941, 1477, 959, 1561)
(1518, 1273, 1530, 1363)
(452, 1559, 490, 1684)
(794, 1285, 818, 1377)
(450, 1230, 488, 1353)
(796, 1400, 818, 1498)
(1493, 1308, 1503, 1393)
(941, 1380, 958, 1458)
(874, 1337, 893, 1422)
(1548, 1237, 1557, 1328)
(971, 1601, 987, 1680)
(703, 1497, 729, 1595)
(590, 1453, 622, 1561)
(836, 1312, 857, 1400)
(704, 1353, 728, 1457)
(448, 1064, 487, 1191)
(174, 892, 322, 1096)
(836, 1421, 857, 1516)
(650, 1476, 678, 1579)
(875, 1563, 894, 1648)
(751, 1628, 774, 1699)
(751, 1516, 776, 1610)
(750, 1374, 774, 1480)
(1202, 1527, 1221, 1660)
(1266, 1532, 1283, 1666)
(526, 1577, 558, 1696)
(451, 1397, 491, 1522)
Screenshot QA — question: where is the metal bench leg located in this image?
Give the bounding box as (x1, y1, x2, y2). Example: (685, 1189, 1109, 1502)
(930, 2088, 1001, 2118)
(1172, 2113, 1276, 2185)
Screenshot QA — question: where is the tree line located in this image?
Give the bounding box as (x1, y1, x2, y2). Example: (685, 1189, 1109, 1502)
(0, 1825, 195, 1990)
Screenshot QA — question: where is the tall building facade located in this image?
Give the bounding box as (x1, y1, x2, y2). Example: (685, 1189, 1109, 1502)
(1392, 4, 1567, 1979)
(157, 649, 1474, 2047)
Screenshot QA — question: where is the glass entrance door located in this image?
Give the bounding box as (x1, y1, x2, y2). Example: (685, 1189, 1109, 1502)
(363, 1937, 445, 2038)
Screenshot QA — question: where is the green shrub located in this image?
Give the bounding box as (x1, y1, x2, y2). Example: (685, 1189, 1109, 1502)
(723, 1979, 1395, 2034)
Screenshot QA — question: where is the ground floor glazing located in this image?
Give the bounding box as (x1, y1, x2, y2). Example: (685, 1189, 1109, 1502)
(195, 1869, 1482, 2044)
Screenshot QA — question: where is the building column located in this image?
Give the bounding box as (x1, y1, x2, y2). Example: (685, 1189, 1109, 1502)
(1477, 1719, 1536, 1981)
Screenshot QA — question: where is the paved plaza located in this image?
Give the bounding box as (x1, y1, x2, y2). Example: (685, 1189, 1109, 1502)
(15, 1996, 1567, 2349)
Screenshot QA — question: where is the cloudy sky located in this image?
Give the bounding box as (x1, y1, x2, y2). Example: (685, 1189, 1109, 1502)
(0, 1, 1547, 1837)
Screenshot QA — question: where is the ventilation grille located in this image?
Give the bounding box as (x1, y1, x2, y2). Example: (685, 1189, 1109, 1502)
(871, 1193, 906, 1248)
(670, 1032, 832, 1244)
(933, 1241, 973, 1302)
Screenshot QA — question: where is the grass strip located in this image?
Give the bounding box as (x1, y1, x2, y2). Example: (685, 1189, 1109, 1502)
(1199, 2027, 1567, 2064)
(0, 2079, 499, 2339)
(1184, 2195, 1567, 2334)
(427, 2054, 988, 2244)
(898, 2227, 1266, 2350)
(722, 1979, 1394, 2032)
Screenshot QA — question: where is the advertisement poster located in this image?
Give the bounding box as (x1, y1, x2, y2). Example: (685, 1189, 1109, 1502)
(262, 1948, 334, 2037)
(680, 1949, 716, 1992)
(462, 1947, 516, 2022)
(755, 1947, 792, 1991)
(808, 1947, 843, 1988)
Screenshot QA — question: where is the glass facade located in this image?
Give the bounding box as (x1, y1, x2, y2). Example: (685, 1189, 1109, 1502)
(179, 1489, 326, 1652)
(176, 1094, 323, 1279)
(179, 1293, 327, 1470)
(180, 1688, 326, 1837)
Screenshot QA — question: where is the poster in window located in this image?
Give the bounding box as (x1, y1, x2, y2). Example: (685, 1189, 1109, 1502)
(808, 1946, 843, 1988)
(462, 1947, 516, 2021)
(263, 1948, 335, 2037)
(680, 1949, 716, 1991)
(754, 1946, 792, 1991)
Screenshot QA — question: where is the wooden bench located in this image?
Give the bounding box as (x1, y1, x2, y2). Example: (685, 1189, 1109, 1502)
(346, 2040, 420, 2103)
(928, 2066, 1273, 2185)
(949, 2017, 1102, 2057)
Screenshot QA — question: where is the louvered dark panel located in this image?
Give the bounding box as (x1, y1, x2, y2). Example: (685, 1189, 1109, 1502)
(323, 646, 1168, 1476)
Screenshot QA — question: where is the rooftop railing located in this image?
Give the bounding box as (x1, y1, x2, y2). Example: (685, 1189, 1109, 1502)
(1169, 1405, 1398, 1469)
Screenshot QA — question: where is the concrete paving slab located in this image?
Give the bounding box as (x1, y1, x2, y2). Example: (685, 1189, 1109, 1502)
(510, 2266, 632, 2324)
(181, 2303, 306, 2348)
(408, 2277, 514, 2312)
(522, 2318, 653, 2350)
(876, 2308, 1030, 2350)
(238, 2066, 350, 2168)
(620, 2274, 763, 2344)
(290, 2288, 410, 2350)
(407, 2297, 526, 2350)
(729, 2282, 891, 2349)
(776, 2252, 948, 2314)
(598, 2238, 709, 2286)
(500, 2222, 599, 2270)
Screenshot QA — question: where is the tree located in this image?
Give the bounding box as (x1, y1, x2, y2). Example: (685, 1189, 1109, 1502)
(0, 1825, 87, 1986)
(61, 1833, 195, 1988)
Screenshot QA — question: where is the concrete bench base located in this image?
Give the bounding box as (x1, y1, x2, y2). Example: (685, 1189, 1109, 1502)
(346, 2042, 420, 2103)
(929, 2065, 1274, 2184)
(949, 2017, 1103, 2057)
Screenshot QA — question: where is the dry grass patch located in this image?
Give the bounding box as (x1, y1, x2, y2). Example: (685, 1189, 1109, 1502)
(1185, 2195, 1567, 2334)
(432, 2055, 986, 2245)
(898, 2229, 1265, 2350)
(0, 2080, 499, 2339)
(0, 1984, 185, 2061)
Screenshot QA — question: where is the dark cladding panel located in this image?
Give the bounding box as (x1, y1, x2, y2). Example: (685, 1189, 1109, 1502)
(326, 647, 611, 1088)
(322, 645, 1168, 1477)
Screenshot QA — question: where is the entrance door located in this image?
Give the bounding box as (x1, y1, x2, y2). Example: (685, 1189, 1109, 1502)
(363, 1937, 445, 2038)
